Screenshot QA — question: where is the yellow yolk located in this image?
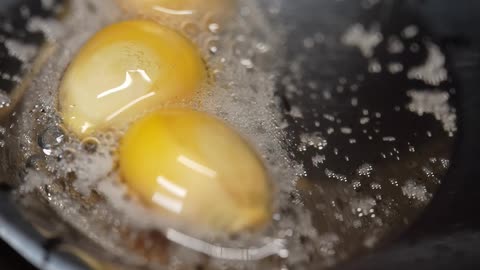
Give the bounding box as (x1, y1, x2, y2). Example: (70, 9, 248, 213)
(119, 109, 272, 233)
(117, 0, 234, 23)
(59, 20, 206, 137)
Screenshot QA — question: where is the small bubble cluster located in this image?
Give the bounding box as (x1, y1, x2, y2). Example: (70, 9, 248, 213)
(407, 42, 448, 86)
(407, 89, 457, 134)
(298, 132, 328, 152)
(342, 23, 383, 58)
(402, 180, 431, 202)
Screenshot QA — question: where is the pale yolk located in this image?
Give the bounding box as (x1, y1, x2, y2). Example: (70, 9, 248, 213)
(59, 20, 206, 137)
(119, 109, 272, 233)
(117, 0, 234, 22)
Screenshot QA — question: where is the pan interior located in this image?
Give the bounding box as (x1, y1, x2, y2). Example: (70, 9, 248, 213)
(0, 0, 457, 269)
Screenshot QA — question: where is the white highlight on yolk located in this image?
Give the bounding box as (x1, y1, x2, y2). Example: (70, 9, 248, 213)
(152, 6, 195, 15)
(97, 69, 152, 99)
(80, 122, 92, 134)
(177, 155, 218, 178)
(104, 92, 156, 122)
(152, 192, 184, 214)
(153, 176, 188, 214)
(157, 176, 188, 198)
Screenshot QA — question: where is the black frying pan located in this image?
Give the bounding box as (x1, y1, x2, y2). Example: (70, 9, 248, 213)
(0, 0, 479, 269)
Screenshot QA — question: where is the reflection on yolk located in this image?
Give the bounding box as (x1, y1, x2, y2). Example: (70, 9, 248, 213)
(59, 20, 206, 136)
(119, 109, 272, 233)
(117, 0, 234, 22)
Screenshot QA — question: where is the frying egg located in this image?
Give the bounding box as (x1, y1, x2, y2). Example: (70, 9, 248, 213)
(59, 20, 206, 137)
(119, 109, 272, 233)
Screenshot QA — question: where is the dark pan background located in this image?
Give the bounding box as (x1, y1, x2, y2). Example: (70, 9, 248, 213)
(342, 0, 480, 269)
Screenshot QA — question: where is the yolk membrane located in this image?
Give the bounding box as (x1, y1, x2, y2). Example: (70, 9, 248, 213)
(117, 0, 234, 23)
(59, 20, 206, 136)
(119, 109, 272, 233)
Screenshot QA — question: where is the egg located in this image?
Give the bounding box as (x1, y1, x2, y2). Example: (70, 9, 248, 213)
(116, 0, 234, 25)
(59, 20, 206, 137)
(119, 109, 272, 233)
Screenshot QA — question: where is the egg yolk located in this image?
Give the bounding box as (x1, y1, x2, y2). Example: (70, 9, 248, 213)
(59, 20, 206, 137)
(119, 109, 272, 233)
(117, 0, 233, 23)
